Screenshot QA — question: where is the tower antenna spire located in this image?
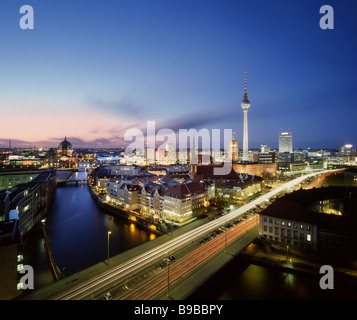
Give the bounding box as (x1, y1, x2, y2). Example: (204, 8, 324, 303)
(244, 62, 247, 92)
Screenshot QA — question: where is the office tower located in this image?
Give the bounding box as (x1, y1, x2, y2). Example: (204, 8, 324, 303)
(279, 131, 293, 153)
(241, 63, 251, 162)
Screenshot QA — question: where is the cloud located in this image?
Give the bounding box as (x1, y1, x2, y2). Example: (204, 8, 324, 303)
(86, 95, 149, 118)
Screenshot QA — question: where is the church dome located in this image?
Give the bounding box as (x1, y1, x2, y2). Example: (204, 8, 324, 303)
(58, 137, 73, 157)
(58, 137, 73, 150)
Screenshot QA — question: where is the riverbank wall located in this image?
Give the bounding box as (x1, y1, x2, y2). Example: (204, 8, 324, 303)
(87, 184, 164, 236)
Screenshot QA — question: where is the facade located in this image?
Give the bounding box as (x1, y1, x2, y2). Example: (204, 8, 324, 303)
(0, 169, 57, 236)
(259, 187, 357, 255)
(162, 180, 209, 223)
(232, 162, 276, 178)
(228, 134, 239, 163)
(279, 132, 293, 153)
(216, 177, 262, 203)
(57, 137, 74, 157)
(107, 180, 140, 210)
(9, 155, 45, 168)
(106, 178, 210, 224)
(253, 152, 276, 164)
(0, 172, 38, 191)
(0, 219, 24, 300)
(259, 200, 318, 251)
(48, 137, 76, 168)
(261, 145, 271, 153)
(339, 144, 357, 162)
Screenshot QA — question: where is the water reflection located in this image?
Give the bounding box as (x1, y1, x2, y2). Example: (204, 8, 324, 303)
(188, 254, 357, 300)
(24, 182, 157, 290)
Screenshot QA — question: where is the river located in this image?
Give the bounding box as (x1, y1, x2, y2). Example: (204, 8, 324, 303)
(23, 170, 157, 290)
(187, 245, 357, 300)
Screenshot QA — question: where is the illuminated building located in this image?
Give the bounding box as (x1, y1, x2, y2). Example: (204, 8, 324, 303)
(339, 144, 356, 162)
(261, 145, 271, 153)
(259, 186, 357, 255)
(232, 162, 276, 178)
(0, 169, 56, 236)
(253, 152, 276, 164)
(9, 155, 45, 168)
(107, 178, 210, 224)
(47, 137, 76, 168)
(56, 137, 76, 168)
(57, 137, 74, 157)
(241, 63, 251, 162)
(0, 172, 37, 192)
(279, 131, 293, 153)
(216, 177, 262, 203)
(228, 132, 239, 162)
(107, 181, 140, 210)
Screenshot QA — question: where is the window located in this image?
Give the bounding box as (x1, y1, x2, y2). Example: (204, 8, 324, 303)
(264, 225, 267, 232)
(300, 224, 304, 230)
(275, 219, 279, 225)
(294, 231, 298, 239)
(281, 221, 285, 226)
(307, 234, 311, 242)
(287, 222, 291, 227)
(275, 227, 279, 235)
(307, 225, 311, 231)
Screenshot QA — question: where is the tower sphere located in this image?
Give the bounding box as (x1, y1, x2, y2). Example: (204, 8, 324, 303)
(241, 97, 250, 110)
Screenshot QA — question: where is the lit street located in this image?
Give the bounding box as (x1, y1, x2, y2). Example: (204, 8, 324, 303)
(47, 170, 339, 300)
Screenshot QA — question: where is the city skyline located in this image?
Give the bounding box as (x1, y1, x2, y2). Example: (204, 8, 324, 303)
(1, 0, 356, 149)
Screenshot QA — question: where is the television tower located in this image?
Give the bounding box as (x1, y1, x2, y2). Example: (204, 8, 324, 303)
(241, 62, 251, 162)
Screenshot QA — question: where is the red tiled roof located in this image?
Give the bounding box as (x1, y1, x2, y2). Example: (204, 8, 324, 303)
(165, 181, 205, 199)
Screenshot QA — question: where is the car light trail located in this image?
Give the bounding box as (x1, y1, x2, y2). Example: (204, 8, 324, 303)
(52, 170, 340, 300)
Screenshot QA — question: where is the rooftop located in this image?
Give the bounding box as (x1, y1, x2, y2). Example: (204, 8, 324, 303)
(260, 186, 357, 236)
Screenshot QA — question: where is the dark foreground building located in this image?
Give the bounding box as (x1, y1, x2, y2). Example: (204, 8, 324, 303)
(259, 186, 357, 260)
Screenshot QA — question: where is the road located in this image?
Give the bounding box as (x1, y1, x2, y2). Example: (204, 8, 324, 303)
(113, 215, 258, 300)
(50, 169, 341, 300)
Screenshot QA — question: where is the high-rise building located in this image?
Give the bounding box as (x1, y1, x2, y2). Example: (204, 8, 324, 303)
(279, 131, 293, 153)
(261, 145, 271, 153)
(241, 63, 251, 162)
(339, 144, 356, 162)
(228, 132, 239, 162)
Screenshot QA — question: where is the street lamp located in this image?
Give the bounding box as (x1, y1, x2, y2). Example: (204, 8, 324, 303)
(165, 251, 171, 299)
(107, 231, 112, 265)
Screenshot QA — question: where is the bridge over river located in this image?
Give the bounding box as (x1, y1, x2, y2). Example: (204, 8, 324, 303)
(56, 169, 88, 186)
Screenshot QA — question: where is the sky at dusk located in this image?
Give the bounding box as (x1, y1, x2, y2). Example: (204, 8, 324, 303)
(0, 0, 356, 149)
